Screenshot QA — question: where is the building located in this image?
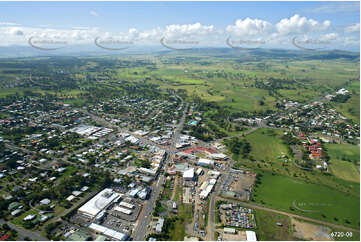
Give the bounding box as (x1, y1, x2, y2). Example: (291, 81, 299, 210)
(78, 188, 120, 219)
(129, 188, 139, 198)
(246, 231, 257, 241)
(119, 201, 135, 209)
(198, 158, 214, 167)
(139, 167, 157, 177)
(155, 218, 164, 233)
(88, 223, 128, 241)
(114, 206, 132, 215)
(40, 198, 51, 205)
(200, 184, 214, 200)
(224, 227, 236, 234)
(196, 168, 203, 176)
(137, 188, 150, 200)
(207, 153, 227, 160)
(336, 88, 349, 95)
(183, 168, 194, 181)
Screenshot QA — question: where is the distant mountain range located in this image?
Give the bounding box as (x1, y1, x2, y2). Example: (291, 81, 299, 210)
(0, 45, 359, 61)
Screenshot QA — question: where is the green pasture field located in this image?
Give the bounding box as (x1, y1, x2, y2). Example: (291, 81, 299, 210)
(326, 143, 360, 183)
(239, 128, 290, 162)
(252, 171, 360, 229)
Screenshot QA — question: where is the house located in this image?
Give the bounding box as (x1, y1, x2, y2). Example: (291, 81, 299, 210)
(155, 218, 164, 233)
(40, 198, 51, 205)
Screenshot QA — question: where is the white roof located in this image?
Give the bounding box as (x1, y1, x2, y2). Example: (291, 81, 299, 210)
(246, 231, 257, 241)
(183, 168, 194, 179)
(209, 178, 217, 185)
(78, 188, 120, 218)
(198, 158, 214, 165)
(89, 223, 128, 241)
(200, 181, 209, 190)
(119, 201, 135, 209)
(66, 195, 75, 201)
(196, 168, 203, 175)
(114, 206, 132, 215)
(208, 153, 227, 159)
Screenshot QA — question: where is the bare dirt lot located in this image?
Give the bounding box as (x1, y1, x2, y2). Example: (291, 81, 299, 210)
(229, 172, 256, 200)
(292, 218, 333, 241)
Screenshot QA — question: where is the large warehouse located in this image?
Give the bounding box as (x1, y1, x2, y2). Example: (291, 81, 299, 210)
(78, 188, 120, 219)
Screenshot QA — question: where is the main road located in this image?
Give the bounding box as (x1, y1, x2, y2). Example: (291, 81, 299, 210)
(132, 102, 188, 240)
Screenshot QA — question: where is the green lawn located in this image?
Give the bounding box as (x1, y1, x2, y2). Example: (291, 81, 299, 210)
(11, 209, 40, 227)
(252, 171, 360, 229)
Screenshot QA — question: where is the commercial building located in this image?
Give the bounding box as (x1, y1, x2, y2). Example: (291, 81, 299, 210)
(183, 168, 194, 181)
(78, 188, 120, 219)
(114, 206, 132, 215)
(119, 201, 135, 209)
(88, 223, 128, 241)
(198, 158, 214, 167)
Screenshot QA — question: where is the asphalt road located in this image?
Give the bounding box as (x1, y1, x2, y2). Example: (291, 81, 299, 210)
(0, 219, 48, 241)
(132, 102, 188, 241)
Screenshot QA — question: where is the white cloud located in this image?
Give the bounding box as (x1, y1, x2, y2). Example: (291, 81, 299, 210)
(7, 27, 24, 36)
(345, 23, 360, 33)
(226, 18, 273, 36)
(276, 14, 330, 35)
(164, 22, 214, 36)
(320, 33, 339, 41)
(90, 10, 98, 17)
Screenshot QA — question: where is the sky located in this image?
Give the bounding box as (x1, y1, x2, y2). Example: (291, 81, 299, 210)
(0, 1, 359, 51)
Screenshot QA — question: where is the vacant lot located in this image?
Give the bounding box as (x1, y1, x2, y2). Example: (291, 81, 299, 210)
(326, 144, 360, 183)
(252, 171, 360, 228)
(292, 218, 333, 241)
(244, 128, 289, 162)
(254, 209, 295, 241)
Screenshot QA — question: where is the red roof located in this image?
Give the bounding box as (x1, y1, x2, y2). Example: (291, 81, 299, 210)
(0, 234, 10, 241)
(182, 147, 217, 154)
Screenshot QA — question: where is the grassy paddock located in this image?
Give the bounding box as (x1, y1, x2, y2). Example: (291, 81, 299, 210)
(252, 171, 360, 228)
